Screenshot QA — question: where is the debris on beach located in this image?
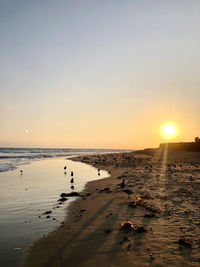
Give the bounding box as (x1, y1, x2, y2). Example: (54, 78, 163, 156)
(44, 210, 52, 215)
(144, 203, 162, 214)
(58, 197, 68, 202)
(128, 201, 137, 208)
(60, 192, 80, 197)
(144, 212, 155, 218)
(99, 187, 112, 193)
(136, 196, 143, 203)
(178, 238, 192, 247)
(136, 198, 161, 214)
(149, 253, 154, 260)
(120, 221, 135, 232)
(80, 209, 85, 212)
(104, 229, 112, 234)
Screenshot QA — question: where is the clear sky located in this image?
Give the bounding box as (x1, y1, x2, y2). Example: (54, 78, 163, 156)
(0, 0, 200, 149)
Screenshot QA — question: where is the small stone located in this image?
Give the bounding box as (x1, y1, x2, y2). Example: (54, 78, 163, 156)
(104, 229, 112, 234)
(80, 209, 85, 212)
(178, 238, 192, 247)
(58, 197, 68, 202)
(44, 210, 52, 215)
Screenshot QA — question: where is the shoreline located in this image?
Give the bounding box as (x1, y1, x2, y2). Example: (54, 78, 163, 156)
(22, 149, 200, 267)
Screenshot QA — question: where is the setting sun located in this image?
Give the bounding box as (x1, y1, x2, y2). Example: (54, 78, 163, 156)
(163, 125, 175, 137)
(161, 123, 178, 139)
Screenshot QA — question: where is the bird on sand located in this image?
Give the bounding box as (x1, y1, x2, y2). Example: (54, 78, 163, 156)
(70, 178, 74, 183)
(123, 189, 133, 199)
(64, 166, 67, 170)
(20, 170, 23, 174)
(71, 185, 74, 190)
(120, 179, 125, 188)
(71, 171, 74, 176)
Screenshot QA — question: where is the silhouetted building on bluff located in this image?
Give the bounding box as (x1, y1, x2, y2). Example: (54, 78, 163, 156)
(159, 137, 200, 152)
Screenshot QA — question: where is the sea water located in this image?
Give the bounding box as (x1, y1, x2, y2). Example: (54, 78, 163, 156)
(0, 148, 120, 173)
(0, 148, 125, 267)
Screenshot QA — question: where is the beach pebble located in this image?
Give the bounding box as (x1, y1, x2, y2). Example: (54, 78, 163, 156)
(104, 229, 112, 234)
(80, 209, 85, 212)
(178, 238, 192, 247)
(144, 212, 155, 218)
(58, 197, 68, 202)
(149, 253, 154, 260)
(44, 210, 52, 215)
(60, 192, 80, 197)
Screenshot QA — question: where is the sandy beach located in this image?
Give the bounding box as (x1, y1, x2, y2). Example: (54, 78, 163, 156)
(22, 149, 200, 267)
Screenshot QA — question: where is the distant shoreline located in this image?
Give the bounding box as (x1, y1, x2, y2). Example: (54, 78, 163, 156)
(159, 141, 200, 152)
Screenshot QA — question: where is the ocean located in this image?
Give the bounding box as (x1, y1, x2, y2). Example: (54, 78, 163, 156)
(0, 148, 126, 267)
(0, 147, 122, 173)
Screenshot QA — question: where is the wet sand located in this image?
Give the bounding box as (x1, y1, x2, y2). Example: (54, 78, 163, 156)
(22, 149, 200, 267)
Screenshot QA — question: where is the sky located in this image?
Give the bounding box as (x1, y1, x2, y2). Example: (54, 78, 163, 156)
(0, 0, 200, 149)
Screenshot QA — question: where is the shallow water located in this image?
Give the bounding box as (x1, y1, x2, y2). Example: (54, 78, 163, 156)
(0, 157, 109, 267)
(0, 148, 121, 172)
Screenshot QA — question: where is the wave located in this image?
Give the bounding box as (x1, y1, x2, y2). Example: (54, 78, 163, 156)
(0, 148, 128, 173)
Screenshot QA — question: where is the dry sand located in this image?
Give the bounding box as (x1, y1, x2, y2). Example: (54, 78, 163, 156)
(22, 149, 200, 267)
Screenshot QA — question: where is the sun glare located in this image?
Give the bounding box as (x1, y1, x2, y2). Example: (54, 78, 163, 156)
(161, 123, 178, 139)
(163, 125, 175, 137)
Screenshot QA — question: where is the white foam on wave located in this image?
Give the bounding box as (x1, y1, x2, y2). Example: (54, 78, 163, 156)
(0, 148, 127, 173)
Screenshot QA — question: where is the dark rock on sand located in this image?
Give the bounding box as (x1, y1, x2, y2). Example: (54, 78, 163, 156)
(144, 212, 155, 218)
(80, 209, 85, 212)
(104, 229, 112, 234)
(178, 238, 192, 247)
(44, 210, 52, 215)
(60, 192, 80, 197)
(99, 187, 112, 193)
(128, 201, 137, 208)
(58, 197, 68, 202)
